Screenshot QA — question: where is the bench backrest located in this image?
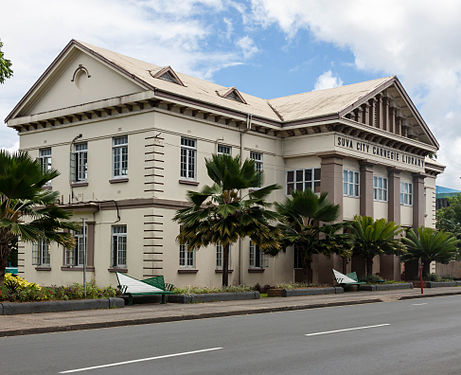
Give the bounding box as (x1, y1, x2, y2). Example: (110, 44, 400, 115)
(346, 272, 359, 282)
(142, 276, 166, 291)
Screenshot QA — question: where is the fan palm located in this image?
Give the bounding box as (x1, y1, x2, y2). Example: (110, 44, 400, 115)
(275, 189, 351, 282)
(0, 151, 77, 285)
(173, 154, 282, 286)
(349, 216, 404, 277)
(401, 227, 459, 279)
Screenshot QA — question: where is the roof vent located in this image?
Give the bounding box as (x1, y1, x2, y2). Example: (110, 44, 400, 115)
(150, 66, 185, 86)
(216, 87, 247, 104)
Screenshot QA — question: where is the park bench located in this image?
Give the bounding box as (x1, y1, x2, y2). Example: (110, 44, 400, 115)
(332, 269, 366, 288)
(116, 272, 175, 305)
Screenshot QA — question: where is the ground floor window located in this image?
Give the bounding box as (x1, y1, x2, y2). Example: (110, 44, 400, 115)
(179, 244, 195, 268)
(112, 225, 127, 268)
(343, 169, 360, 197)
(373, 176, 388, 202)
(216, 244, 231, 269)
(64, 227, 86, 266)
(249, 241, 268, 268)
(286, 168, 321, 195)
(32, 240, 50, 266)
(400, 182, 413, 206)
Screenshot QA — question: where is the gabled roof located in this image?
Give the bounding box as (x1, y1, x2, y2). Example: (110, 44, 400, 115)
(216, 87, 247, 104)
(151, 66, 185, 86)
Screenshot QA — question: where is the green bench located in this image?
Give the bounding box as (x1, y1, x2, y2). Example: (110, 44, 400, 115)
(116, 273, 175, 304)
(333, 269, 366, 287)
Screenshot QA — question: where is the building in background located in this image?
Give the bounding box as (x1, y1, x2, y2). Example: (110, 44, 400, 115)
(436, 185, 461, 209)
(5, 40, 444, 287)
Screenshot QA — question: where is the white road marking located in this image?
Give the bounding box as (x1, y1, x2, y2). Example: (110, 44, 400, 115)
(305, 323, 390, 337)
(412, 303, 428, 306)
(59, 347, 224, 373)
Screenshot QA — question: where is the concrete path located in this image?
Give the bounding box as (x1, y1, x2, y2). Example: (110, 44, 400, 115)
(1, 286, 460, 337)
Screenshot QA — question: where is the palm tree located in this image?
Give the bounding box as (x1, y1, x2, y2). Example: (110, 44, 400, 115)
(275, 189, 351, 282)
(349, 216, 404, 278)
(0, 151, 77, 285)
(401, 227, 459, 279)
(173, 154, 281, 287)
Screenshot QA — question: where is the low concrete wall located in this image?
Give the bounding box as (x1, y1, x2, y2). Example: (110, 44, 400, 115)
(168, 291, 260, 304)
(425, 281, 461, 288)
(281, 287, 344, 297)
(359, 283, 413, 291)
(0, 298, 125, 315)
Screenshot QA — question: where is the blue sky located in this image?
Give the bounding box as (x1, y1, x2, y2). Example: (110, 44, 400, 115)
(2, 0, 461, 186)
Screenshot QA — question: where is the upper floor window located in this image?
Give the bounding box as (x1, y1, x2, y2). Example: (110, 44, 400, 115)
(32, 239, 50, 267)
(112, 225, 127, 268)
(250, 151, 263, 172)
(400, 182, 413, 206)
(343, 169, 359, 197)
(217, 144, 231, 156)
(112, 136, 128, 178)
(64, 227, 86, 267)
(286, 168, 321, 195)
(373, 176, 388, 202)
(179, 243, 195, 268)
(180, 137, 196, 180)
(249, 241, 268, 268)
(39, 148, 52, 186)
(71, 142, 88, 182)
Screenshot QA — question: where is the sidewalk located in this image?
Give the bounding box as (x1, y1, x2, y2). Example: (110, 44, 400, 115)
(1, 287, 461, 337)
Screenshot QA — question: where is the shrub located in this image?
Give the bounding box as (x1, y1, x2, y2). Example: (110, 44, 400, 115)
(361, 274, 385, 284)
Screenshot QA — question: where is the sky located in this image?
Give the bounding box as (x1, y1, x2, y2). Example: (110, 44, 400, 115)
(1, 0, 461, 187)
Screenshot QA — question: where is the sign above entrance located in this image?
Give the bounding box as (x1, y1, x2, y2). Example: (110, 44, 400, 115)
(335, 134, 425, 169)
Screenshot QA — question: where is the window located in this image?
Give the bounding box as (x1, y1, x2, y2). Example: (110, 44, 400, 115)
(400, 182, 413, 206)
(179, 244, 195, 268)
(180, 137, 196, 179)
(112, 136, 128, 177)
(294, 244, 303, 269)
(216, 244, 231, 269)
(343, 169, 360, 197)
(32, 240, 50, 266)
(250, 151, 263, 172)
(249, 241, 268, 268)
(286, 168, 321, 195)
(217, 144, 231, 156)
(39, 148, 52, 186)
(112, 225, 127, 268)
(373, 176, 388, 202)
(71, 142, 88, 182)
(64, 227, 86, 266)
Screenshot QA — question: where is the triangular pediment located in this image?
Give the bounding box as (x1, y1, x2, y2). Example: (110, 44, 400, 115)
(6, 40, 148, 122)
(339, 77, 438, 148)
(216, 87, 247, 104)
(151, 66, 185, 86)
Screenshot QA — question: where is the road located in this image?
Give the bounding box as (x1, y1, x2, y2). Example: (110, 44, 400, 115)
(1, 295, 461, 374)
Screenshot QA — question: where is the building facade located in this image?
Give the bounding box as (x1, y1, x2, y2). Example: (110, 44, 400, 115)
(5, 40, 444, 287)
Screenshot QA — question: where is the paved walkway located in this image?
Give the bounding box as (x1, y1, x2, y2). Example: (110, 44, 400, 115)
(1, 287, 461, 337)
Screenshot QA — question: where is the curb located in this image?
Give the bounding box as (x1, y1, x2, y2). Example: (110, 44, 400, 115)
(398, 290, 461, 300)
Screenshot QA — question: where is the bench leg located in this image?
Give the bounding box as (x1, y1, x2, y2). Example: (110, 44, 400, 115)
(128, 294, 133, 305)
(161, 294, 166, 304)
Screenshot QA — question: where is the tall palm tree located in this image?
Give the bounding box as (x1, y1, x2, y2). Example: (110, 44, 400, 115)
(173, 154, 281, 287)
(349, 216, 404, 277)
(275, 189, 351, 282)
(401, 227, 459, 279)
(0, 151, 77, 285)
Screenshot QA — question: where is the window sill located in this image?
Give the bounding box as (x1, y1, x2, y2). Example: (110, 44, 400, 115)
(61, 266, 95, 272)
(71, 181, 89, 188)
(177, 269, 198, 274)
(108, 267, 127, 273)
(248, 268, 265, 273)
(179, 179, 199, 186)
(343, 195, 360, 199)
(215, 269, 234, 273)
(35, 266, 51, 271)
(109, 177, 129, 184)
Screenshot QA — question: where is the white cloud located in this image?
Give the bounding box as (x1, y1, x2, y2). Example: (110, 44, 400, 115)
(314, 70, 343, 90)
(236, 35, 259, 59)
(250, 0, 461, 187)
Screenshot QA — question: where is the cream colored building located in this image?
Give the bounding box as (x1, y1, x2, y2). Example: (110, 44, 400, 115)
(5, 40, 444, 287)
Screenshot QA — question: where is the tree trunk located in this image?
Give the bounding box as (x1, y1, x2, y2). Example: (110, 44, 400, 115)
(366, 257, 373, 278)
(222, 243, 230, 287)
(0, 243, 9, 287)
(422, 260, 431, 280)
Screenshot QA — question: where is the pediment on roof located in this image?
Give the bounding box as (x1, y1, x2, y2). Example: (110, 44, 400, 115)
(6, 40, 147, 122)
(339, 77, 438, 148)
(216, 87, 247, 104)
(150, 66, 185, 86)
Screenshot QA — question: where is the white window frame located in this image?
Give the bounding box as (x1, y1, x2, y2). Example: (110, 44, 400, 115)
(72, 142, 88, 182)
(180, 137, 197, 180)
(343, 169, 360, 197)
(250, 151, 263, 172)
(111, 225, 127, 268)
(373, 176, 388, 202)
(112, 136, 128, 178)
(64, 227, 86, 267)
(217, 144, 232, 156)
(179, 244, 195, 268)
(249, 241, 268, 268)
(400, 182, 413, 206)
(32, 240, 50, 266)
(286, 168, 321, 195)
(216, 244, 231, 269)
(39, 148, 52, 186)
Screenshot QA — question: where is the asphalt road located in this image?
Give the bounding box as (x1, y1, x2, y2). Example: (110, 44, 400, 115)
(2, 295, 461, 375)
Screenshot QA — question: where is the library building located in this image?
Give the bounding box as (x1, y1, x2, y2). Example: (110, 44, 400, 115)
(6, 40, 444, 288)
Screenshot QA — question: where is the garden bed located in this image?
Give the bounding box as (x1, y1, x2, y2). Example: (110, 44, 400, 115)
(168, 291, 260, 303)
(359, 283, 413, 291)
(267, 287, 344, 297)
(412, 281, 461, 288)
